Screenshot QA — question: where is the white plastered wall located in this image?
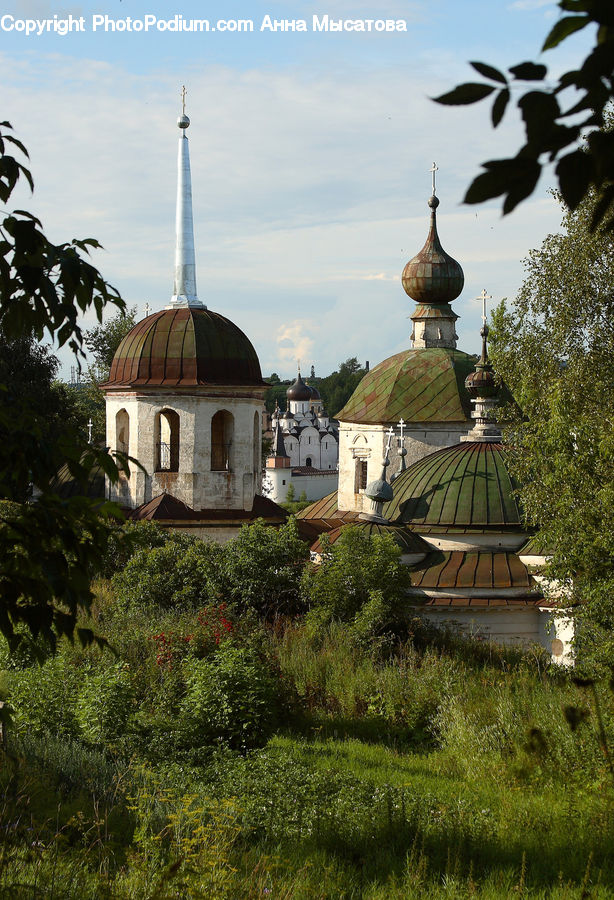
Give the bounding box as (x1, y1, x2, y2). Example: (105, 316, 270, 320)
(105, 390, 262, 511)
(338, 421, 470, 513)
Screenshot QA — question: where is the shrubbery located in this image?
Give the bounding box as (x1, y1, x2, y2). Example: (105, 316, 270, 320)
(301, 527, 411, 642)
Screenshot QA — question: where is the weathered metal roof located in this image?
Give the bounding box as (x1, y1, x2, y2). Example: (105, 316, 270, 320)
(294, 490, 359, 541)
(401, 197, 464, 305)
(384, 441, 522, 529)
(104, 307, 265, 389)
(131, 492, 287, 524)
(50, 460, 105, 500)
(410, 550, 536, 591)
(311, 522, 429, 556)
(337, 348, 475, 425)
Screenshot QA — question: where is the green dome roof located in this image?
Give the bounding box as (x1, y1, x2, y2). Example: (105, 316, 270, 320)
(105, 307, 265, 389)
(337, 348, 475, 425)
(384, 442, 522, 531)
(311, 522, 429, 556)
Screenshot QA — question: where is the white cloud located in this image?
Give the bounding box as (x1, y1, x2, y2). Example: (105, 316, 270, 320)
(2, 47, 565, 379)
(276, 321, 316, 369)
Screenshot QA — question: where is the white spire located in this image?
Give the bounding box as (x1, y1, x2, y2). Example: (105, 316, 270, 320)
(168, 86, 205, 310)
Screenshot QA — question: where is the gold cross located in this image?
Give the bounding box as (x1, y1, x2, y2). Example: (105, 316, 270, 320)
(430, 162, 438, 195)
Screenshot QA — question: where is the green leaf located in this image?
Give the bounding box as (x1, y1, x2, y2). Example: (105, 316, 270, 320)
(492, 89, 510, 128)
(542, 15, 589, 51)
(509, 62, 548, 81)
(590, 184, 614, 231)
(433, 83, 496, 106)
(470, 61, 508, 84)
(556, 150, 593, 210)
(518, 91, 561, 145)
(464, 157, 541, 214)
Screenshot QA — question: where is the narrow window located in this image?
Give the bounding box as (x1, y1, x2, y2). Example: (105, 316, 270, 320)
(253, 410, 260, 474)
(306, 456, 312, 467)
(115, 409, 129, 456)
(155, 409, 180, 472)
(211, 410, 234, 471)
(354, 458, 368, 492)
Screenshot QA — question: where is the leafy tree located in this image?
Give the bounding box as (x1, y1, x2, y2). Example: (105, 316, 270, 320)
(211, 518, 309, 618)
(0, 333, 88, 499)
(0, 120, 126, 651)
(84, 305, 137, 377)
(301, 527, 411, 641)
(488, 189, 614, 665)
(435, 0, 614, 229)
(318, 357, 367, 417)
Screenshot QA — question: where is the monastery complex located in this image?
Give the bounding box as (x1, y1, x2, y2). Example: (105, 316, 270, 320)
(95, 103, 572, 663)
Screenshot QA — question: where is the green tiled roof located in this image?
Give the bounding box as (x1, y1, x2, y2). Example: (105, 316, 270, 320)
(384, 442, 522, 529)
(337, 348, 475, 425)
(311, 522, 429, 555)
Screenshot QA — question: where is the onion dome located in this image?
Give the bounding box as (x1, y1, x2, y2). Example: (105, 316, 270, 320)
(402, 194, 464, 306)
(465, 325, 498, 399)
(337, 348, 475, 424)
(307, 383, 321, 401)
(287, 370, 312, 402)
(104, 307, 265, 388)
(311, 522, 429, 558)
(384, 442, 522, 531)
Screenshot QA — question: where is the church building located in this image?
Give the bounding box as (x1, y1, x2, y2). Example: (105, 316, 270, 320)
(265, 369, 339, 503)
(101, 101, 286, 541)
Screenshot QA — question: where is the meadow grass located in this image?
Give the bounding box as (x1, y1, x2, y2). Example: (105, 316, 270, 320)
(2, 588, 614, 898)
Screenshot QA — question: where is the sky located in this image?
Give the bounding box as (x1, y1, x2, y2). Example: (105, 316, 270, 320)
(1, 0, 596, 379)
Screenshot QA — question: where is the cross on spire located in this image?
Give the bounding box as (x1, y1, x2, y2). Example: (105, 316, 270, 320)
(397, 417, 406, 444)
(385, 426, 395, 458)
(181, 85, 187, 115)
(430, 162, 438, 196)
(144, 302, 151, 317)
(476, 288, 492, 325)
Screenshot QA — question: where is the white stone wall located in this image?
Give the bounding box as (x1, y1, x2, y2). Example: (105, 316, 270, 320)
(265, 468, 338, 504)
(417, 606, 573, 664)
(338, 421, 470, 513)
(105, 389, 263, 511)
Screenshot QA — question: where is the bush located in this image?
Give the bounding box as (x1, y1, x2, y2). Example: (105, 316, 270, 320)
(9, 655, 82, 740)
(178, 644, 281, 754)
(76, 663, 135, 747)
(98, 520, 174, 578)
(112, 536, 221, 612)
(302, 527, 410, 640)
(210, 518, 309, 618)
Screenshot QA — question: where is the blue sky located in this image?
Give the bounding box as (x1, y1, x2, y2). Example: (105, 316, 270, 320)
(1, 0, 595, 378)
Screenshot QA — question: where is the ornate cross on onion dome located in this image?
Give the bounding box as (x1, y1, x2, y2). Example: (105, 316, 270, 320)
(476, 288, 492, 326)
(181, 84, 187, 115)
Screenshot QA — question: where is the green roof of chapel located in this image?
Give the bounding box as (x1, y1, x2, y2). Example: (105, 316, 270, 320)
(384, 442, 522, 530)
(337, 348, 475, 425)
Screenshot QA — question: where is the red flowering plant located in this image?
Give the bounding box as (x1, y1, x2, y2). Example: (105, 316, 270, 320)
(150, 604, 234, 669)
(190, 603, 234, 658)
